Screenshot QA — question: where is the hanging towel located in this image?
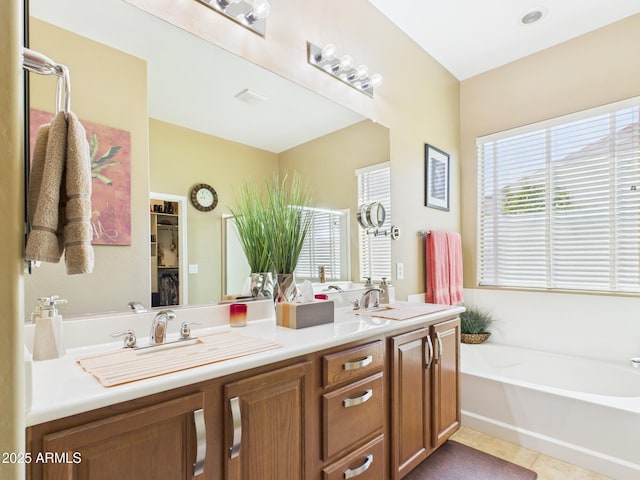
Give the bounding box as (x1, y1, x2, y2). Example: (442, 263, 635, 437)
(425, 231, 464, 305)
(25, 112, 67, 263)
(63, 112, 94, 274)
(447, 232, 464, 304)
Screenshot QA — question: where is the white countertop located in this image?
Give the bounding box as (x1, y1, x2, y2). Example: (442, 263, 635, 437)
(26, 301, 463, 426)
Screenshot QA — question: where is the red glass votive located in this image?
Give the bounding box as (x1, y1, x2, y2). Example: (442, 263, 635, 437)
(230, 303, 248, 327)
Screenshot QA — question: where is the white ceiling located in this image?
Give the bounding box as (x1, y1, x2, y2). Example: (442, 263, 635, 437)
(368, 0, 640, 80)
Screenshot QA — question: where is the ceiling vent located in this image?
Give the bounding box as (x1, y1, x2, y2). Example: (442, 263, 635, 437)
(234, 88, 268, 105)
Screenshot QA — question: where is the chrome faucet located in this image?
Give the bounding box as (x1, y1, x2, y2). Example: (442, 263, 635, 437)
(353, 287, 382, 310)
(128, 301, 147, 313)
(327, 285, 343, 292)
(150, 310, 176, 345)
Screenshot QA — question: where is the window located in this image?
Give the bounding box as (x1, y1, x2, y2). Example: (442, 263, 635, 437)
(478, 97, 640, 293)
(357, 162, 392, 281)
(295, 207, 349, 282)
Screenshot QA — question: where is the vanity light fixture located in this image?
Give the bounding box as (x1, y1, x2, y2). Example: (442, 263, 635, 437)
(196, 0, 271, 36)
(307, 42, 383, 98)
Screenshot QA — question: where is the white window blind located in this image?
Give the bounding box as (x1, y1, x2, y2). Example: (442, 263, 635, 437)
(478, 97, 640, 293)
(295, 207, 349, 281)
(357, 163, 392, 281)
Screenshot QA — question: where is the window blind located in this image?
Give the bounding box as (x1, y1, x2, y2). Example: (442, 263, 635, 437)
(295, 208, 349, 281)
(477, 97, 640, 293)
(357, 163, 392, 281)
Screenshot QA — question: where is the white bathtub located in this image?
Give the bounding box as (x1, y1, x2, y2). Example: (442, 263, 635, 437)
(461, 342, 640, 480)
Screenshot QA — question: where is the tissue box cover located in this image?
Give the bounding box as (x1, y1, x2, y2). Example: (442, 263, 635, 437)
(276, 300, 334, 329)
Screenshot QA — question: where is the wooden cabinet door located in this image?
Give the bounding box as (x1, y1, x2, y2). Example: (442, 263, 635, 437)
(39, 392, 205, 480)
(224, 361, 312, 480)
(431, 318, 460, 448)
(390, 328, 432, 480)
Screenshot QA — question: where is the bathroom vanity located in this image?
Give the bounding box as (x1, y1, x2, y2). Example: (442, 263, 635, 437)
(25, 301, 462, 480)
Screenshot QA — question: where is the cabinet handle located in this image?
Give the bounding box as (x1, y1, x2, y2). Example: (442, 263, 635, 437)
(435, 332, 443, 364)
(344, 454, 374, 479)
(193, 408, 206, 476)
(343, 389, 373, 408)
(425, 335, 434, 369)
(229, 396, 242, 459)
(343, 355, 373, 371)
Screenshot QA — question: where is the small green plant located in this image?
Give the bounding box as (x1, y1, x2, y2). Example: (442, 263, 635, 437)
(460, 305, 494, 334)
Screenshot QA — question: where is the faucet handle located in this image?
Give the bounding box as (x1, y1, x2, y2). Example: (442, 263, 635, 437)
(180, 322, 202, 339)
(111, 329, 137, 349)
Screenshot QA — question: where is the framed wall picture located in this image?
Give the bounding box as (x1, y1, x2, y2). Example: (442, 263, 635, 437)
(424, 144, 450, 211)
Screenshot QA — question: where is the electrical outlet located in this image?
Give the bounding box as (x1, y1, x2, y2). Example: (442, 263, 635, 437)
(188, 264, 199, 274)
(396, 262, 404, 280)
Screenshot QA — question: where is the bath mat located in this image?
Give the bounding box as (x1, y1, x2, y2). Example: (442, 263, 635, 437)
(404, 440, 537, 480)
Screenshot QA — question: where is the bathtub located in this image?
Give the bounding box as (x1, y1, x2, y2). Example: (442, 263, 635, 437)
(460, 342, 640, 480)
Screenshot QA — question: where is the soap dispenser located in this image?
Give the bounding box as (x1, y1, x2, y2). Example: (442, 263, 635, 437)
(32, 295, 67, 361)
(379, 277, 395, 304)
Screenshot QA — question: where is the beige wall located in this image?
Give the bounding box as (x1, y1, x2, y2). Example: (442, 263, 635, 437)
(279, 120, 390, 280)
(0, 2, 24, 478)
(127, 0, 461, 300)
(460, 14, 640, 287)
(26, 19, 150, 316)
(149, 118, 278, 304)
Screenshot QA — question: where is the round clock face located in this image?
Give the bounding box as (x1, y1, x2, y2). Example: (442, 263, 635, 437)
(190, 184, 218, 212)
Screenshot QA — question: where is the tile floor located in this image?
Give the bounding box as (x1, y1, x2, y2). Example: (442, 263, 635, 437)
(451, 427, 614, 480)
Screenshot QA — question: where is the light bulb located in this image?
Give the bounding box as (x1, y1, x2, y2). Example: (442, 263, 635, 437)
(251, 0, 270, 20)
(355, 65, 368, 80)
(321, 44, 337, 62)
(369, 73, 383, 88)
(339, 55, 353, 72)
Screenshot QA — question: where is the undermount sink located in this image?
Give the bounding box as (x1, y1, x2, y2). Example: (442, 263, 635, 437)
(77, 330, 282, 387)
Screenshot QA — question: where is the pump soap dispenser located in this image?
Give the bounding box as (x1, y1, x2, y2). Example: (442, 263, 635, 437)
(32, 295, 67, 361)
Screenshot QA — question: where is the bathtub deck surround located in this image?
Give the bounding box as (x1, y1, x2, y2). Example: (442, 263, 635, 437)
(460, 342, 640, 480)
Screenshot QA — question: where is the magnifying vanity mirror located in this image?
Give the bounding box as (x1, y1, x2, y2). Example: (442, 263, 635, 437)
(24, 0, 390, 318)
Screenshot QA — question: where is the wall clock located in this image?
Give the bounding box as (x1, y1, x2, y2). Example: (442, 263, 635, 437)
(190, 183, 218, 212)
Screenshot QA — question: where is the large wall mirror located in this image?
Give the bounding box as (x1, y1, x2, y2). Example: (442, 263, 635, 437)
(24, 0, 390, 319)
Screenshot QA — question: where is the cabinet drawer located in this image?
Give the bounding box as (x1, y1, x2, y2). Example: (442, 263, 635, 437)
(322, 435, 384, 480)
(323, 340, 384, 388)
(323, 372, 384, 459)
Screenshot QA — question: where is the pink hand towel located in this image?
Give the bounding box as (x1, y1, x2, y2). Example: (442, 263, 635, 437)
(426, 231, 451, 304)
(425, 231, 464, 305)
(447, 232, 464, 305)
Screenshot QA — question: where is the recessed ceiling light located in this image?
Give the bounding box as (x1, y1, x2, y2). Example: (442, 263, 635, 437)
(521, 8, 546, 25)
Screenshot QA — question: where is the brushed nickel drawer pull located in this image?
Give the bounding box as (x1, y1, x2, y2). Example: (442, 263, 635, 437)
(344, 454, 373, 479)
(343, 355, 373, 371)
(229, 396, 242, 459)
(425, 335, 434, 369)
(193, 408, 206, 476)
(435, 332, 443, 364)
(343, 389, 373, 408)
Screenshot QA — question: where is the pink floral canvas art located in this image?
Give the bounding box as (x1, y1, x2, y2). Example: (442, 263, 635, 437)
(29, 109, 132, 245)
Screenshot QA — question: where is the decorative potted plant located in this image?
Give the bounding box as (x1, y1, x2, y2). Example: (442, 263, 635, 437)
(262, 172, 314, 302)
(229, 172, 314, 301)
(228, 180, 274, 298)
(460, 305, 494, 344)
